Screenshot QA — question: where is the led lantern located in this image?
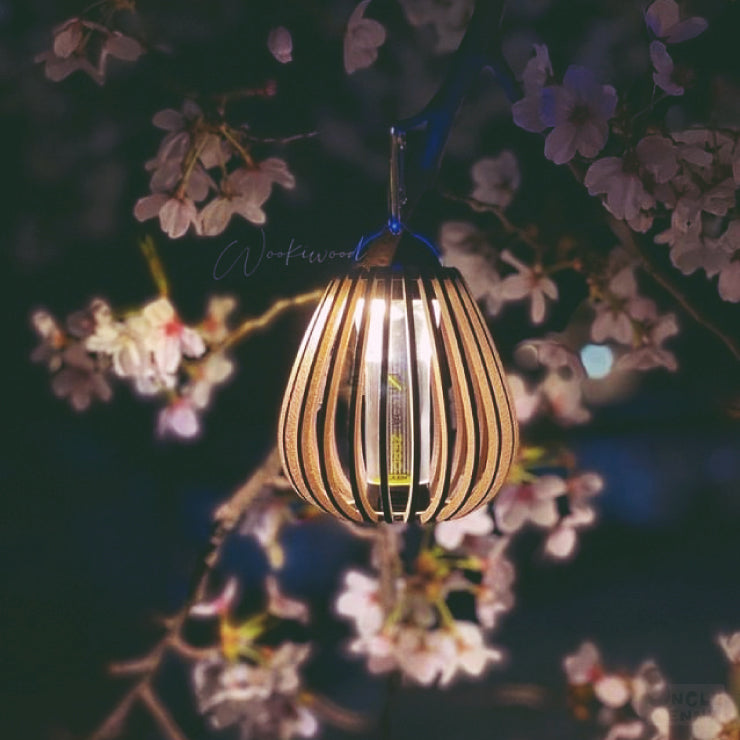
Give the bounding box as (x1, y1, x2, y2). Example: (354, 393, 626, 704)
(277, 131, 518, 523)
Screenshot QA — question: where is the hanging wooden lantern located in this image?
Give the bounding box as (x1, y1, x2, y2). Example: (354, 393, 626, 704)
(277, 228, 518, 524)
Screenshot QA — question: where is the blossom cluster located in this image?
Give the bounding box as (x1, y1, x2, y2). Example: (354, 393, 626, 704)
(334, 446, 603, 684)
(31, 293, 238, 439)
(36, 10, 144, 85)
(134, 100, 295, 239)
(190, 577, 319, 740)
(564, 629, 740, 740)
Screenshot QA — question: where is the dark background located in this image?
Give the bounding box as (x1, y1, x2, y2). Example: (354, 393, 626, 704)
(3, 1, 740, 738)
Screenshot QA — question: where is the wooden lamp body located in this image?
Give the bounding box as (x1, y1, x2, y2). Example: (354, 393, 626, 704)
(278, 243, 518, 523)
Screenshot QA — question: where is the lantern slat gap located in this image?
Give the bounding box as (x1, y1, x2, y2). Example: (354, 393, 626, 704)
(278, 284, 334, 499)
(313, 277, 364, 521)
(443, 278, 503, 518)
(459, 280, 518, 496)
(377, 277, 393, 523)
(322, 276, 367, 521)
(435, 277, 480, 520)
(347, 276, 374, 522)
(280, 283, 339, 513)
(420, 275, 454, 524)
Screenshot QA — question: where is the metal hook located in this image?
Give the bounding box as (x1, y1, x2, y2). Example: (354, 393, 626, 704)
(388, 126, 406, 235)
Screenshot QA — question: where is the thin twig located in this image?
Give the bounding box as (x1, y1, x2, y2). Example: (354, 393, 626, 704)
(240, 130, 319, 145)
(219, 289, 324, 352)
(608, 216, 740, 363)
(85, 449, 283, 740)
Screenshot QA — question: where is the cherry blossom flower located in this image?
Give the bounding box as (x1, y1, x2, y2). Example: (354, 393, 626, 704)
(650, 41, 684, 96)
(474, 540, 515, 628)
(540, 371, 591, 425)
(516, 338, 586, 378)
(344, 0, 386, 74)
(494, 475, 566, 533)
(141, 297, 206, 380)
(645, 0, 707, 45)
(718, 632, 740, 663)
(134, 193, 200, 239)
(470, 151, 521, 208)
(506, 374, 541, 423)
(193, 645, 318, 739)
(434, 507, 494, 550)
(186, 353, 234, 410)
(438, 621, 503, 687)
(199, 296, 237, 344)
(564, 641, 603, 685)
(30, 309, 66, 371)
(157, 397, 200, 439)
(440, 222, 503, 315)
(335, 570, 384, 637)
(239, 491, 293, 569)
(512, 44, 553, 133)
(191, 578, 239, 617)
(398, 0, 474, 54)
(539, 66, 617, 164)
(616, 313, 679, 372)
(591, 264, 655, 345)
(268, 27, 293, 64)
(198, 159, 296, 235)
(717, 225, 740, 303)
(51, 343, 112, 411)
(36, 17, 144, 85)
(499, 250, 558, 324)
(265, 576, 310, 624)
(692, 693, 738, 740)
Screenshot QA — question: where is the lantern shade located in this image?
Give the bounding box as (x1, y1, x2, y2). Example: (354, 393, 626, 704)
(278, 265, 518, 523)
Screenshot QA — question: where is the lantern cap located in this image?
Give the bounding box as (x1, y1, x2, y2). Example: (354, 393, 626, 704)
(353, 224, 442, 271)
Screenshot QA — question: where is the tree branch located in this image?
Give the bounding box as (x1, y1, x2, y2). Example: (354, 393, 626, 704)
(85, 448, 283, 740)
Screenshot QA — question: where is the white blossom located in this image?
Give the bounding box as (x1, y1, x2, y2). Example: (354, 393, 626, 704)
(494, 475, 565, 533)
(434, 507, 494, 550)
(344, 0, 386, 74)
(564, 641, 602, 684)
(268, 27, 293, 64)
(645, 0, 707, 44)
(335, 570, 384, 637)
(539, 66, 617, 164)
(470, 151, 520, 208)
(718, 631, 740, 663)
(692, 693, 738, 740)
(499, 250, 558, 324)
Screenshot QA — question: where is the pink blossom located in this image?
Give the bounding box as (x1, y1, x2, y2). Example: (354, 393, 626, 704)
(335, 570, 384, 637)
(265, 576, 310, 624)
(398, 0, 474, 54)
(440, 222, 503, 315)
(36, 17, 143, 85)
(343, 0, 386, 74)
(187, 353, 234, 409)
(199, 296, 237, 344)
(584, 156, 655, 231)
(564, 641, 603, 685)
(506, 374, 541, 423)
(268, 27, 293, 64)
(718, 632, 740, 664)
(134, 193, 200, 239)
(437, 621, 503, 687)
(51, 343, 112, 411)
(494, 475, 566, 533)
(645, 0, 707, 44)
(470, 151, 520, 208)
(157, 397, 200, 439)
(434, 507, 494, 550)
(544, 524, 578, 559)
(30, 309, 66, 371)
(692, 693, 738, 740)
(616, 313, 679, 372)
(512, 44, 552, 133)
(142, 297, 206, 379)
(541, 372, 591, 425)
(499, 250, 558, 324)
(539, 66, 617, 164)
(650, 41, 684, 96)
(191, 578, 239, 617)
